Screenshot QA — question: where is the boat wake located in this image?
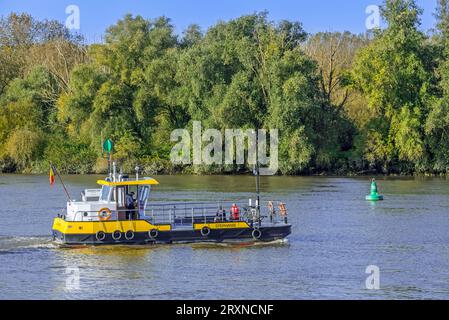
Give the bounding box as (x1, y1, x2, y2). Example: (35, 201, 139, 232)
(0, 235, 56, 252)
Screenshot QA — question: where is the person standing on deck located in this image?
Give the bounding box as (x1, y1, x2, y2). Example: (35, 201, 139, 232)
(268, 201, 276, 222)
(126, 192, 136, 220)
(230, 203, 240, 221)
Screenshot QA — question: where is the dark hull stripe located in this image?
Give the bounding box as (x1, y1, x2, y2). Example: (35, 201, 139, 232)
(53, 225, 292, 245)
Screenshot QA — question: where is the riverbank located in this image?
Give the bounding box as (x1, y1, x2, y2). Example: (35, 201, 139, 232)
(2, 167, 449, 177)
(2, 153, 449, 177)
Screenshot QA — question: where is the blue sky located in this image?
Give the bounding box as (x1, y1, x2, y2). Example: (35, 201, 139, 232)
(0, 0, 439, 42)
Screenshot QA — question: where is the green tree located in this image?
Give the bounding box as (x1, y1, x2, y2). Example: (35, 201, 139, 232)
(177, 13, 354, 173)
(3, 10, 449, 175)
(56, 15, 185, 167)
(0, 13, 84, 95)
(425, 0, 449, 172)
(0, 66, 59, 170)
(351, 0, 432, 172)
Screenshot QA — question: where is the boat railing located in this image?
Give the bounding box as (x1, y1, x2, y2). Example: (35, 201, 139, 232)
(144, 200, 289, 225)
(60, 200, 289, 225)
(263, 200, 289, 224)
(143, 201, 249, 225)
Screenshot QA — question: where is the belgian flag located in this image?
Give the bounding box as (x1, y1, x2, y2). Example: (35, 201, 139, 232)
(49, 165, 55, 185)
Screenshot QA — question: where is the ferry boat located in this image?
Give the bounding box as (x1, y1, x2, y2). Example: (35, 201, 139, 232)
(51, 164, 292, 245)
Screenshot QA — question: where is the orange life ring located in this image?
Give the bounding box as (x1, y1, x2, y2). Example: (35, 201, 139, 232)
(98, 208, 112, 221)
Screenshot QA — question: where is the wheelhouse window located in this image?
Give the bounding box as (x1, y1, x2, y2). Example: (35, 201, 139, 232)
(139, 186, 150, 202)
(138, 186, 150, 214)
(99, 186, 112, 202)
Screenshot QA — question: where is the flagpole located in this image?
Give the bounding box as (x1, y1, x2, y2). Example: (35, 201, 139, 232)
(50, 162, 72, 201)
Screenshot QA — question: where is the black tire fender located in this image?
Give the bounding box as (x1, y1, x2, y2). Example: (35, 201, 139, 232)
(112, 230, 122, 241)
(149, 229, 159, 239)
(96, 231, 106, 241)
(201, 226, 211, 237)
(125, 230, 134, 240)
(252, 228, 262, 240)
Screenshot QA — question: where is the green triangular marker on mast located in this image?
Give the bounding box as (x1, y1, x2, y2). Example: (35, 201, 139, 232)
(102, 138, 113, 177)
(103, 138, 113, 153)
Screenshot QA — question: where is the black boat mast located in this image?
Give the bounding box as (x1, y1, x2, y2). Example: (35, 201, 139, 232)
(255, 129, 261, 226)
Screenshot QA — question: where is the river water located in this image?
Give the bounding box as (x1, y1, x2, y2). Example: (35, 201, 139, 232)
(0, 174, 449, 300)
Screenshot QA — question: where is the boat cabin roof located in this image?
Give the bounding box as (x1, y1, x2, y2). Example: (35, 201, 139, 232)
(97, 178, 159, 187)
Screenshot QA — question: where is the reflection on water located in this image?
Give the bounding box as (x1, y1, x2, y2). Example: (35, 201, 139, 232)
(0, 174, 449, 299)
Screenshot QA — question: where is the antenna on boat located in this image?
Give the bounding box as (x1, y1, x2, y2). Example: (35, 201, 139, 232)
(254, 164, 261, 225)
(135, 165, 140, 181)
(254, 129, 261, 226)
(112, 161, 117, 182)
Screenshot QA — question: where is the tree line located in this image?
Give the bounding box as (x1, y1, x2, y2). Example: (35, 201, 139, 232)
(1, 0, 449, 175)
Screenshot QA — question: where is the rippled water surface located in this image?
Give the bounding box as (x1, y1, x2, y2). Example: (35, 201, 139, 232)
(1, 174, 449, 299)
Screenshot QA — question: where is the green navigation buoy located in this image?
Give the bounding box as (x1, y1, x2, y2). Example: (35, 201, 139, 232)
(365, 178, 384, 201)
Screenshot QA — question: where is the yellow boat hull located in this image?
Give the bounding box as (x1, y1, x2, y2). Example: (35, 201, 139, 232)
(51, 218, 291, 245)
